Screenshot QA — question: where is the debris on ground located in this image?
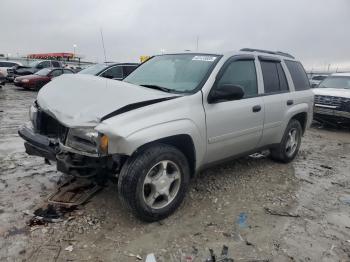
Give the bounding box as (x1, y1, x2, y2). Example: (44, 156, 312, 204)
(205, 245, 234, 262)
(125, 253, 142, 260)
(48, 177, 102, 207)
(64, 245, 73, 252)
(145, 253, 157, 262)
(320, 164, 333, 170)
(264, 207, 300, 218)
(236, 212, 248, 228)
(27, 204, 77, 226)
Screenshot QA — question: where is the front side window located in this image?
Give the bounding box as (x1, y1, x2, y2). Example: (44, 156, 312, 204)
(40, 61, 51, 68)
(217, 60, 258, 98)
(101, 66, 123, 79)
(318, 76, 350, 89)
(261, 61, 289, 94)
(285, 60, 310, 91)
(124, 54, 220, 93)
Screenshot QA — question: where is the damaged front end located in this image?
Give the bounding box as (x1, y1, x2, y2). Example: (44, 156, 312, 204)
(18, 102, 124, 178)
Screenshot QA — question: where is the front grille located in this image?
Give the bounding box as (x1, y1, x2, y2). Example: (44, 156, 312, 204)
(7, 68, 14, 76)
(314, 95, 350, 111)
(35, 110, 68, 142)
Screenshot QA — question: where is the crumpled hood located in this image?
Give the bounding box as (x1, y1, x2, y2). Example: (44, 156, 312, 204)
(37, 74, 177, 127)
(312, 88, 350, 99)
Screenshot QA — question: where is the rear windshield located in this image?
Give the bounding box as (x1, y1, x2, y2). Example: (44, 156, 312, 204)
(318, 76, 350, 89)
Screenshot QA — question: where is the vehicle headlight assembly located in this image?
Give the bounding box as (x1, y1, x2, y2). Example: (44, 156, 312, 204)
(65, 128, 109, 155)
(21, 79, 29, 83)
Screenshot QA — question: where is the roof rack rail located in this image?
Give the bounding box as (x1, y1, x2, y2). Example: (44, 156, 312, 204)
(240, 48, 295, 59)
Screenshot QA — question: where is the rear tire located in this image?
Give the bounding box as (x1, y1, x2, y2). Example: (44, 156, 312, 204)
(270, 119, 302, 163)
(118, 144, 190, 222)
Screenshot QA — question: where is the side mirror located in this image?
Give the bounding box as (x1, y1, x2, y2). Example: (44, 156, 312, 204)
(208, 84, 244, 103)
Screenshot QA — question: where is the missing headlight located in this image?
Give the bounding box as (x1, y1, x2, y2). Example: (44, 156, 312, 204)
(66, 128, 100, 154)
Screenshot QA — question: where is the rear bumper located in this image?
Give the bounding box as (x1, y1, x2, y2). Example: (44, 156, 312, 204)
(18, 123, 58, 161)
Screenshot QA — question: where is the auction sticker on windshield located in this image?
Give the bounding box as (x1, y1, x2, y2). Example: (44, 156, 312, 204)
(192, 56, 216, 62)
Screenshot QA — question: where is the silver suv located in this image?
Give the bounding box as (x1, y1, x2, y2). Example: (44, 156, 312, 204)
(19, 48, 313, 221)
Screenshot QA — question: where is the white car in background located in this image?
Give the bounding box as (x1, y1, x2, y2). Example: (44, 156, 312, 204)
(313, 73, 350, 126)
(309, 74, 328, 88)
(0, 61, 23, 79)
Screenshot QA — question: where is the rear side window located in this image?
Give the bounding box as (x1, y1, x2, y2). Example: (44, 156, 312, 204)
(261, 61, 280, 93)
(217, 60, 258, 98)
(52, 61, 60, 68)
(285, 60, 310, 91)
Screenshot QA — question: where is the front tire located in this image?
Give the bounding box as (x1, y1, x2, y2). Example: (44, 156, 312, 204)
(270, 119, 302, 163)
(118, 144, 190, 222)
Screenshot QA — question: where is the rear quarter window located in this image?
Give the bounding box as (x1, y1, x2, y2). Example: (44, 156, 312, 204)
(285, 60, 310, 91)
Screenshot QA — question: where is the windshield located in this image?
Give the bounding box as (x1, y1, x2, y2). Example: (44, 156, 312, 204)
(124, 54, 220, 93)
(35, 68, 51, 76)
(78, 64, 108, 75)
(318, 76, 350, 89)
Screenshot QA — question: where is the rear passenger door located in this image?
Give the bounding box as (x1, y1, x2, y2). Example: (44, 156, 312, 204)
(204, 56, 264, 163)
(257, 57, 291, 147)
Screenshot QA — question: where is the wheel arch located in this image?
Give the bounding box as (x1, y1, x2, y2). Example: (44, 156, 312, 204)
(290, 111, 308, 134)
(134, 134, 197, 177)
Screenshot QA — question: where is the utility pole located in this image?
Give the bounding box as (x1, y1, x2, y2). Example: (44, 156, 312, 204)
(196, 36, 199, 51)
(100, 28, 107, 62)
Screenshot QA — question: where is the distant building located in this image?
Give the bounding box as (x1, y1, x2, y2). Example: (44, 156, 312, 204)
(27, 52, 75, 60)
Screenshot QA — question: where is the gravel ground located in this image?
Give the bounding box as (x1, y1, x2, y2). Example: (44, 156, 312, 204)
(0, 83, 350, 261)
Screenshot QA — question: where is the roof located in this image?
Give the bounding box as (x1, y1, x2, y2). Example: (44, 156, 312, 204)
(163, 48, 297, 60)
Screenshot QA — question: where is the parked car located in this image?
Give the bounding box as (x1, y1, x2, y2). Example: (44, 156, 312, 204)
(14, 68, 74, 90)
(78, 63, 139, 80)
(0, 71, 5, 86)
(19, 49, 313, 221)
(313, 73, 350, 126)
(7, 60, 63, 82)
(0, 61, 23, 82)
(310, 75, 328, 88)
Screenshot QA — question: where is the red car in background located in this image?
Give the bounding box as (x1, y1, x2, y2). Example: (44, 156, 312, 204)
(14, 68, 74, 90)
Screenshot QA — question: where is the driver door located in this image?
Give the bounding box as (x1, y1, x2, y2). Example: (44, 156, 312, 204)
(204, 56, 264, 164)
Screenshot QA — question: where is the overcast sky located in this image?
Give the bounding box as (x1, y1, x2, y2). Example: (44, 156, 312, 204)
(1, 0, 349, 71)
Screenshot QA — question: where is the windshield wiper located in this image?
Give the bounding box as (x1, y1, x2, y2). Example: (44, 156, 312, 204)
(139, 84, 174, 93)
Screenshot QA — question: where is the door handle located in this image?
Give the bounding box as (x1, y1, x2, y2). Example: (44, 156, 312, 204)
(287, 100, 294, 106)
(252, 105, 262, 112)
